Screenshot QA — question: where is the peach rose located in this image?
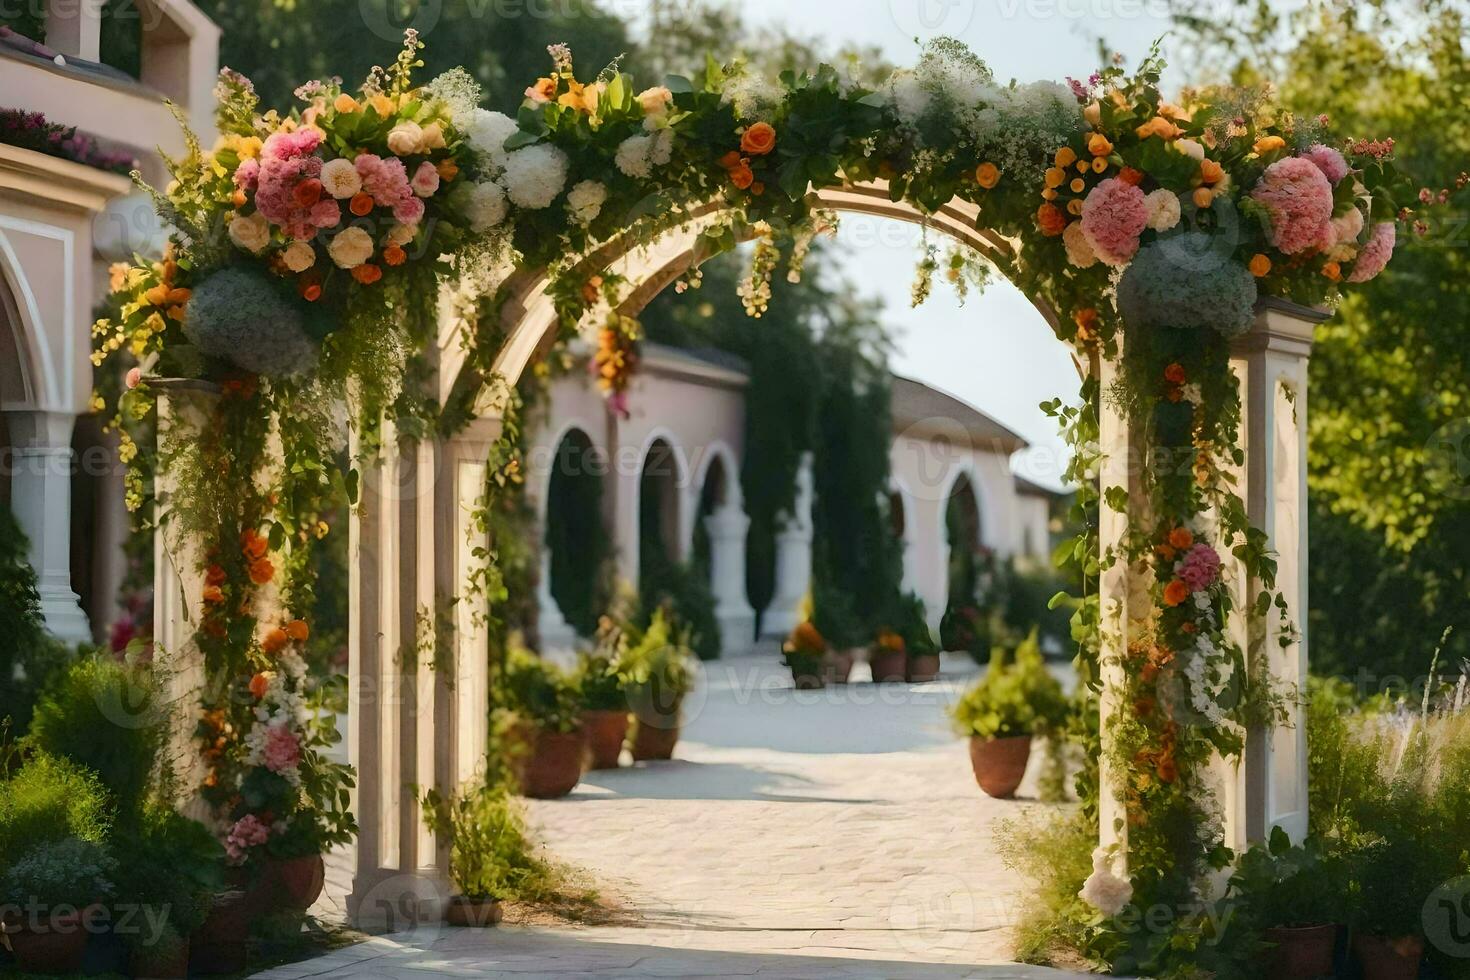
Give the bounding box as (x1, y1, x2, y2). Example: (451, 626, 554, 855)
(1248, 253, 1271, 277)
(729, 163, 755, 190)
(740, 121, 777, 156)
(975, 162, 1000, 189)
(1087, 133, 1113, 157)
(1037, 203, 1067, 236)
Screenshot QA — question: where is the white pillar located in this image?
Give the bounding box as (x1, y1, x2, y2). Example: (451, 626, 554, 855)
(763, 452, 813, 637)
(6, 409, 90, 642)
(705, 503, 755, 655)
(44, 0, 102, 60)
(1232, 299, 1319, 844)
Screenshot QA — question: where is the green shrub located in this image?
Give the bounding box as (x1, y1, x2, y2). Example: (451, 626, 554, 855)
(893, 592, 937, 658)
(1226, 826, 1347, 929)
(1, 837, 116, 908)
(27, 655, 166, 820)
(622, 609, 695, 729)
(572, 650, 627, 713)
(0, 752, 112, 868)
(111, 803, 225, 948)
(0, 509, 81, 733)
(421, 779, 571, 904)
(501, 645, 583, 734)
(950, 630, 1068, 740)
(639, 558, 721, 660)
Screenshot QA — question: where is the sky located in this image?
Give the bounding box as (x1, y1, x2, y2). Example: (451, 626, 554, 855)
(635, 0, 1189, 490)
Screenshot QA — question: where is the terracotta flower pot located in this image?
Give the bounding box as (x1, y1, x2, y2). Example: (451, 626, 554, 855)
(522, 728, 585, 798)
(444, 895, 503, 927)
(1354, 933, 1424, 980)
(189, 891, 251, 975)
(1261, 924, 1337, 979)
(130, 937, 190, 979)
(824, 649, 856, 684)
(582, 709, 629, 770)
(968, 734, 1032, 799)
(3, 907, 94, 975)
(631, 722, 679, 761)
(868, 648, 907, 683)
(266, 853, 326, 912)
(907, 653, 941, 683)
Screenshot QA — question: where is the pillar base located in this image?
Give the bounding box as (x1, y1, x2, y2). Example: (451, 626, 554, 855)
(37, 587, 92, 643)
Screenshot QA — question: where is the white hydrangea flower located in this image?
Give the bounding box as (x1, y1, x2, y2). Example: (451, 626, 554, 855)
(649, 129, 673, 166)
(501, 143, 568, 209)
(1145, 189, 1182, 232)
(1063, 221, 1098, 268)
(615, 134, 653, 178)
(227, 211, 270, 254)
(327, 226, 374, 268)
(566, 179, 607, 225)
(720, 68, 784, 119)
(1079, 847, 1133, 917)
(464, 181, 508, 232)
(462, 108, 519, 172)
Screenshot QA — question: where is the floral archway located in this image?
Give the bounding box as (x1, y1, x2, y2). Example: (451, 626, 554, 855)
(94, 29, 1429, 972)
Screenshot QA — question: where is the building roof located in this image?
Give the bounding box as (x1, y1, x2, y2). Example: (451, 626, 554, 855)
(889, 374, 1029, 455)
(639, 342, 749, 390)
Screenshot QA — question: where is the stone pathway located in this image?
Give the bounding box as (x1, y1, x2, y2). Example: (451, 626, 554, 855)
(254, 652, 1087, 979)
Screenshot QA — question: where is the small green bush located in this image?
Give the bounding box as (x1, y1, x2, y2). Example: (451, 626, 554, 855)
(0, 753, 112, 868)
(950, 630, 1068, 740)
(639, 558, 721, 660)
(421, 779, 568, 904)
(573, 650, 627, 713)
(27, 655, 167, 819)
(1, 837, 116, 908)
(111, 803, 226, 948)
(501, 645, 583, 734)
(1226, 826, 1347, 929)
(622, 609, 695, 728)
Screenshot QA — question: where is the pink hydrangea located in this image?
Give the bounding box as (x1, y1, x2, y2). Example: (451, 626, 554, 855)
(1176, 543, 1222, 592)
(393, 196, 425, 224)
(224, 813, 271, 864)
(410, 161, 440, 198)
(1302, 144, 1349, 184)
(355, 153, 414, 209)
(255, 129, 341, 240)
(233, 157, 260, 191)
(1347, 222, 1396, 282)
(1250, 157, 1334, 255)
(1080, 178, 1149, 266)
(261, 723, 302, 774)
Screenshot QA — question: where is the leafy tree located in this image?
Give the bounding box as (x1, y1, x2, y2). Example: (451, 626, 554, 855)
(1170, 0, 1470, 679)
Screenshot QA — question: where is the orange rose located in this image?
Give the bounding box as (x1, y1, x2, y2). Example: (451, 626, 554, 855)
(1118, 166, 1145, 186)
(1191, 186, 1214, 209)
(262, 627, 289, 655)
(526, 77, 556, 103)
(729, 163, 755, 190)
(383, 245, 407, 267)
(975, 162, 1000, 189)
(1248, 253, 1272, 277)
(1069, 177, 1086, 194)
(301, 282, 323, 302)
(1163, 579, 1190, 607)
(1036, 203, 1067, 236)
(1321, 261, 1342, 281)
(1066, 199, 1084, 217)
(285, 619, 310, 641)
(202, 584, 224, 604)
(1157, 755, 1179, 783)
(435, 159, 459, 182)
(750, 181, 765, 196)
(349, 193, 374, 217)
(248, 557, 275, 585)
(877, 629, 905, 652)
(792, 621, 826, 654)
(1198, 159, 1224, 185)
(717, 150, 742, 171)
(1054, 146, 1078, 168)
(1091, 156, 1109, 174)
(1087, 133, 1113, 157)
(1164, 363, 1186, 384)
(351, 263, 383, 284)
(249, 672, 271, 699)
(740, 121, 777, 156)
(1167, 387, 1184, 403)
(241, 529, 268, 560)
(206, 564, 227, 586)
(1253, 135, 1286, 155)
(1168, 527, 1194, 549)
(232, 188, 248, 208)
(1136, 116, 1183, 141)
(333, 93, 360, 114)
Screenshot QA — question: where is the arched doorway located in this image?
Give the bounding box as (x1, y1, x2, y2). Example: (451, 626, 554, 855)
(543, 427, 606, 639)
(637, 436, 682, 586)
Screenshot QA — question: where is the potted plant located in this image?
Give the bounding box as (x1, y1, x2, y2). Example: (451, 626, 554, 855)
(420, 780, 515, 927)
(949, 630, 1066, 798)
(782, 621, 827, 689)
(624, 610, 695, 761)
(574, 642, 630, 770)
(501, 646, 586, 798)
(0, 837, 116, 975)
(1347, 833, 1445, 980)
(869, 628, 908, 683)
(809, 581, 858, 683)
(897, 594, 941, 682)
(1227, 827, 1344, 978)
(113, 803, 225, 980)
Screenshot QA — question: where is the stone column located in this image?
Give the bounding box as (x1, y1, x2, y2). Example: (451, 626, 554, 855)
(763, 452, 813, 638)
(1231, 299, 1321, 844)
(7, 408, 90, 642)
(704, 503, 755, 655)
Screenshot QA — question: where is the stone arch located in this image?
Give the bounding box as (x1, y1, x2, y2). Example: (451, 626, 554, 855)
(0, 240, 55, 412)
(887, 476, 917, 595)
